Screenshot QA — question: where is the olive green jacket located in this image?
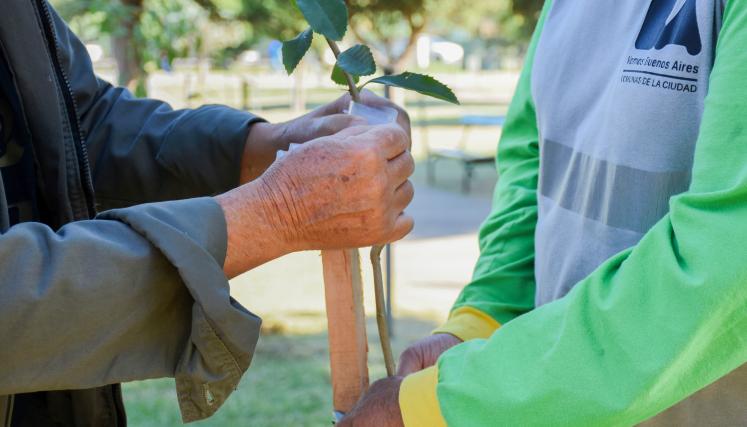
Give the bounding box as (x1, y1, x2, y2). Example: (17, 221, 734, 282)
(0, 1, 264, 425)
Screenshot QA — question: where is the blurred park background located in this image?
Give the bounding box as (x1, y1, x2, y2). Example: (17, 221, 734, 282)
(48, 0, 542, 425)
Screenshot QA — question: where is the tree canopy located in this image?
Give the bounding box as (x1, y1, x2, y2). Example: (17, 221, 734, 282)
(51, 0, 543, 95)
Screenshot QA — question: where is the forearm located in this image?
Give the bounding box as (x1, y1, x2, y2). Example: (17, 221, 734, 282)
(0, 198, 260, 423)
(437, 1, 547, 338)
(49, 4, 265, 208)
(83, 88, 263, 208)
(216, 178, 297, 278)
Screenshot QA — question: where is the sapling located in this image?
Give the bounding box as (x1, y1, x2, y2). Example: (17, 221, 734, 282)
(281, 0, 460, 378)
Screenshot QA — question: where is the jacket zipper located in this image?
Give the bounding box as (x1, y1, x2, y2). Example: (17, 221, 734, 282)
(34, 0, 96, 219)
(3, 395, 13, 427)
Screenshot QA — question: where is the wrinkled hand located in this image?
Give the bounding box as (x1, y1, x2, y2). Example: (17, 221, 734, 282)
(219, 123, 415, 278)
(397, 334, 463, 376)
(241, 90, 411, 182)
(339, 377, 404, 427)
(265, 124, 414, 250)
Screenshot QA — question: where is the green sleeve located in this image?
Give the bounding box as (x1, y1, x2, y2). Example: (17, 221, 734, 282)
(437, 2, 747, 425)
(448, 2, 552, 326)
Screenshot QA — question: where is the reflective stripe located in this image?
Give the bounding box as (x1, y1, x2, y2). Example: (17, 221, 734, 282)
(540, 139, 691, 233)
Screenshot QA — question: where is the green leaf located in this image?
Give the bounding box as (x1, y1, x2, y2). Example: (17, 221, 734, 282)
(364, 72, 460, 105)
(336, 45, 376, 77)
(294, 0, 348, 41)
(331, 65, 360, 86)
(281, 28, 314, 75)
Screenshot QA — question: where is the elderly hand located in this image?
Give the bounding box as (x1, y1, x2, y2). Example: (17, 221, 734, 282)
(241, 90, 411, 182)
(218, 123, 415, 278)
(339, 377, 404, 427)
(397, 334, 463, 376)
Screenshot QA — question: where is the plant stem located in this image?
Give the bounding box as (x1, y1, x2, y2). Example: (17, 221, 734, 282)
(325, 38, 361, 103)
(371, 244, 396, 376)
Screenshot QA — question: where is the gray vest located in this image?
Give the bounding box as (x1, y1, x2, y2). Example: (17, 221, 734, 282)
(532, 0, 725, 305)
(531, 2, 747, 424)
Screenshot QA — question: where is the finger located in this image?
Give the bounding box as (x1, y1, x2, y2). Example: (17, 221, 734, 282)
(387, 213, 414, 243)
(387, 151, 415, 185)
(358, 124, 409, 159)
(392, 180, 415, 212)
(312, 92, 353, 116)
(397, 349, 423, 376)
(317, 114, 368, 137)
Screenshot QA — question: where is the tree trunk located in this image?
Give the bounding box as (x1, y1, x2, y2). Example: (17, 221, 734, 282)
(112, 0, 146, 97)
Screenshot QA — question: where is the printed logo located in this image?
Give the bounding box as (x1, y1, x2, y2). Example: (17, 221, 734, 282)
(636, 0, 701, 56)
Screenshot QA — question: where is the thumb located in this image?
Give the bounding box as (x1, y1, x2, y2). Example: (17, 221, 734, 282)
(319, 113, 368, 136)
(397, 347, 423, 376)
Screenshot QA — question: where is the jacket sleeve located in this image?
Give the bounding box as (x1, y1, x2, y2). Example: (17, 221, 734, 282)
(0, 197, 261, 423)
(432, 2, 549, 342)
(426, 2, 747, 426)
(48, 5, 265, 210)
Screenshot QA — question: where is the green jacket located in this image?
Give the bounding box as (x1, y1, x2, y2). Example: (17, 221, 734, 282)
(401, 0, 747, 425)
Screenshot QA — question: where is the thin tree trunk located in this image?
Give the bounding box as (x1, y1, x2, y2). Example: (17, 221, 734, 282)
(112, 0, 146, 96)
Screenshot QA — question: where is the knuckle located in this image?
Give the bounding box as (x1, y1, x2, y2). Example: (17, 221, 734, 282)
(360, 144, 381, 165)
(404, 154, 415, 175)
(388, 126, 408, 146)
(403, 180, 415, 199)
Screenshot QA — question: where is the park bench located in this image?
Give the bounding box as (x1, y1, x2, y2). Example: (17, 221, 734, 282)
(426, 114, 504, 193)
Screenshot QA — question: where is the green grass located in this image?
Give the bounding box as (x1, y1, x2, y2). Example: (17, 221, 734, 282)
(124, 334, 334, 427)
(124, 318, 436, 427)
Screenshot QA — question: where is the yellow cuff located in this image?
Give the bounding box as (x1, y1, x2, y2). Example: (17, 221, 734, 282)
(399, 366, 447, 427)
(432, 306, 501, 341)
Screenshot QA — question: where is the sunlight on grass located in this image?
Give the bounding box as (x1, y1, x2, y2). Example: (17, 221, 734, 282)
(124, 317, 436, 426)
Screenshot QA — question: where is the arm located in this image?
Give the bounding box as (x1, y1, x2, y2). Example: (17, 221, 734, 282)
(49, 6, 262, 209)
(407, 2, 747, 426)
(0, 197, 260, 423)
(432, 0, 549, 342)
(0, 122, 414, 423)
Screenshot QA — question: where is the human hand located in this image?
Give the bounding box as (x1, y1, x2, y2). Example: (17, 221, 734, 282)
(339, 377, 404, 427)
(397, 334, 463, 376)
(219, 124, 415, 278)
(241, 91, 411, 182)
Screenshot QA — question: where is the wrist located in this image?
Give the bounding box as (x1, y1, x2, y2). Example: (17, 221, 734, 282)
(241, 121, 287, 184)
(215, 179, 298, 278)
(432, 306, 501, 341)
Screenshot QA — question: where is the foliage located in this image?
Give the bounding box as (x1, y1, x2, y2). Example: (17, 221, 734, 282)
(195, 0, 308, 40)
(345, 0, 429, 70)
(281, 28, 314, 74)
(52, 0, 543, 95)
(283, 0, 458, 105)
(296, 0, 349, 41)
(363, 73, 458, 104)
(336, 45, 376, 77)
(54, 0, 209, 95)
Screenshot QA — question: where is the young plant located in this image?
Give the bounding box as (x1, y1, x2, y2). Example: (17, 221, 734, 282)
(282, 0, 460, 379)
(282, 0, 459, 106)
